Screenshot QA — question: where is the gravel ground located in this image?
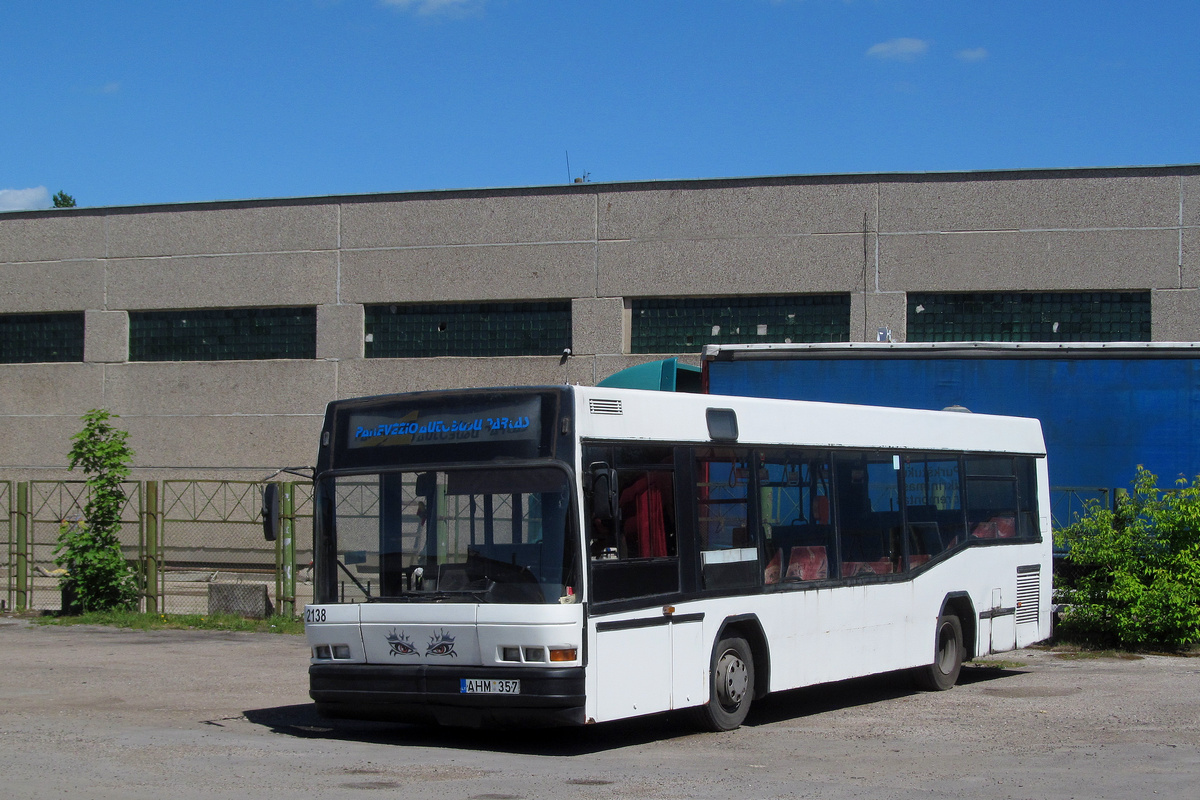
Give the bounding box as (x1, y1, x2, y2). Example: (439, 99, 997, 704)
(1, 617, 1197, 800)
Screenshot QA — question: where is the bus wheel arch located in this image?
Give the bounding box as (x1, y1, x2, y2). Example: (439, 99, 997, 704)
(940, 593, 977, 660)
(693, 615, 769, 732)
(913, 593, 974, 692)
(714, 614, 770, 700)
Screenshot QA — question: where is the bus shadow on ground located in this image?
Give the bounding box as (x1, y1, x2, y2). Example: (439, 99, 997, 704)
(242, 665, 1025, 755)
(241, 703, 695, 755)
(744, 663, 1027, 727)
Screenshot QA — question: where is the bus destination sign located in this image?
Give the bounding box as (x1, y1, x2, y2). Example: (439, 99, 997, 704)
(347, 398, 542, 449)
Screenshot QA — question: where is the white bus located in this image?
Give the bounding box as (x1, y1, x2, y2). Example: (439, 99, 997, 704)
(303, 385, 1052, 729)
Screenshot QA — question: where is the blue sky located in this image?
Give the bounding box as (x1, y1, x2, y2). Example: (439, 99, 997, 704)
(3, 0, 1198, 211)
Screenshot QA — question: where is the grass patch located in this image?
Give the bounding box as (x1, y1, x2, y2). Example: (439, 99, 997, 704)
(965, 659, 1027, 670)
(29, 610, 304, 635)
(1051, 648, 1144, 661)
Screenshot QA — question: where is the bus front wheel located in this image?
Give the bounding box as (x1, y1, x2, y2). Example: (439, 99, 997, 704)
(913, 614, 963, 691)
(694, 636, 754, 731)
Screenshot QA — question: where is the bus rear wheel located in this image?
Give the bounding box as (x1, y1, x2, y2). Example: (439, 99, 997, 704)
(913, 614, 963, 691)
(694, 636, 754, 731)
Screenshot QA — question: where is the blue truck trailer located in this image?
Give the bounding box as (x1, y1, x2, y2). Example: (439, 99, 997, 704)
(690, 342, 1200, 525)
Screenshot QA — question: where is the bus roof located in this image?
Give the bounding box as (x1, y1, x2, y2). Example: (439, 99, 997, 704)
(574, 385, 1046, 457)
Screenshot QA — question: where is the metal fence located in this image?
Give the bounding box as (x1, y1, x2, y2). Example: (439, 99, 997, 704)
(3, 480, 310, 616)
(4, 480, 1116, 616)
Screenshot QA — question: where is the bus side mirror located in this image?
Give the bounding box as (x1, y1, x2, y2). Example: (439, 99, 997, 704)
(589, 463, 618, 521)
(262, 483, 280, 542)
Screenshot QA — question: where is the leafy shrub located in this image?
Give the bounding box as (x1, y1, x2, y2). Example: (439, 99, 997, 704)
(54, 410, 140, 613)
(1055, 466, 1200, 650)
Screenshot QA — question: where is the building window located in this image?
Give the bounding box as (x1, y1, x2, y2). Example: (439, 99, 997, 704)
(0, 312, 84, 363)
(364, 302, 571, 358)
(631, 295, 851, 354)
(129, 307, 316, 361)
(907, 292, 1151, 342)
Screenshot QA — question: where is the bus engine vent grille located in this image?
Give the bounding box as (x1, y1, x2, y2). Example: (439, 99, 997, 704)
(589, 399, 623, 415)
(1015, 568, 1040, 624)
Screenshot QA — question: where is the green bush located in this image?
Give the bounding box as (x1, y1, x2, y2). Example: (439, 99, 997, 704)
(1055, 466, 1200, 650)
(54, 410, 140, 613)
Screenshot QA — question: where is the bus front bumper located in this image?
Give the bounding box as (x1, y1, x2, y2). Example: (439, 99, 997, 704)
(309, 663, 587, 728)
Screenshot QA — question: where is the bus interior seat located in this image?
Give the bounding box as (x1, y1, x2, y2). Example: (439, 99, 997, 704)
(842, 559, 893, 576)
(971, 514, 1017, 539)
(785, 546, 828, 581)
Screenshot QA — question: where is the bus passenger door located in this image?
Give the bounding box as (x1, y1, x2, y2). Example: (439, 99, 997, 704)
(586, 448, 687, 720)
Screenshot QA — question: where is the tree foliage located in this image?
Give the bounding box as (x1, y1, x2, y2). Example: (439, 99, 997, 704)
(1055, 467, 1200, 650)
(52, 190, 76, 208)
(54, 409, 140, 613)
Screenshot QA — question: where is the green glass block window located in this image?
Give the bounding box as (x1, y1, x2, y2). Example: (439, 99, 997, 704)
(907, 292, 1151, 343)
(129, 307, 316, 361)
(365, 302, 572, 358)
(631, 295, 850, 354)
(0, 312, 84, 363)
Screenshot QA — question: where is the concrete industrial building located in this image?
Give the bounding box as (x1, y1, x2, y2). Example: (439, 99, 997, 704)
(2, 164, 1199, 481)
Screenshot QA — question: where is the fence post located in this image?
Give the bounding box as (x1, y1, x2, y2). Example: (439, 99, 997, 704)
(143, 481, 160, 614)
(15, 482, 29, 612)
(280, 482, 297, 617)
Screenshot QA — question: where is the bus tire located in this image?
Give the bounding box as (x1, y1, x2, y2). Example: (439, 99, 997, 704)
(913, 614, 963, 691)
(694, 636, 754, 731)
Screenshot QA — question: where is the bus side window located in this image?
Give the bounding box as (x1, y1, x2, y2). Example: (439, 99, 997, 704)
(585, 445, 681, 603)
(965, 455, 1038, 541)
(903, 455, 965, 565)
(834, 452, 902, 577)
(696, 448, 757, 590)
(759, 451, 833, 584)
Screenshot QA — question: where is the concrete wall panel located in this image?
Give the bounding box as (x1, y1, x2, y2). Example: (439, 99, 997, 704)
(0, 259, 105, 313)
(341, 193, 595, 249)
(317, 303, 365, 360)
(598, 235, 864, 297)
(84, 310, 129, 363)
(106, 251, 338, 310)
(598, 182, 876, 241)
(0, 213, 105, 263)
(571, 298, 624, 356)
(879, 175, 1180, 233)
(851, 291, 907, 343)
(1183, 227, 1198, 290)
(0, 416, 80, 470)
(1151, 289, 1200, 341)
(337, 356, 593, 399)
(102, 361, 337, 416)
(1183, 175, 1200, 227)
(106, 203, 338, 258)
(880, 229, 1180, 292)
(121, 414, 325, 469)
(341, 243, 594, 304)
(0, 364, 105, 415)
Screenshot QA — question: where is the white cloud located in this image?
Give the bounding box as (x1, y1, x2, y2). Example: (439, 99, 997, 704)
(0, 187, 51, 212)
(866, 38, 929, 62)
(956, 47, 988, 63)
(381, 0, 482, 15)
(98, 81, 121, 94)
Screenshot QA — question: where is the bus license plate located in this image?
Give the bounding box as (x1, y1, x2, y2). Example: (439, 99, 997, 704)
(460, 679, 520, 694)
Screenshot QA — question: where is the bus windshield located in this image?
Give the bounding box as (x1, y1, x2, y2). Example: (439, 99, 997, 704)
(315, 466, 579, 605)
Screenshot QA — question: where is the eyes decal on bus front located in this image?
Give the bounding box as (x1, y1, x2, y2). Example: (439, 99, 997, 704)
(384, 628, 458, 659)
(426, 630, 458, 658)
(386, 629, 417, 657)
